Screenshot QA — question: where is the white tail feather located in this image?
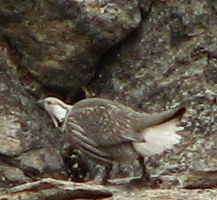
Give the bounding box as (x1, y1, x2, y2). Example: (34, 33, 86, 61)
(133, 119, 183, 156)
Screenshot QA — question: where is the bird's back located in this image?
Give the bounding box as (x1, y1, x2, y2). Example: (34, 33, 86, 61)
(63, 98, 141, 164)
(62, 98, 185, 165)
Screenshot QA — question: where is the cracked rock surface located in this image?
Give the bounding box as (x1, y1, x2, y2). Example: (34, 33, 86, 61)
(89, 0, 217, 196)
(0, 42, 64, 187)
(1, 0, 217, 199)
(0, 0, 140, 99)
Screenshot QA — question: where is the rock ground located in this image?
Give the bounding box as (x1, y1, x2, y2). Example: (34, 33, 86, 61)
(0, 0, 217, 199)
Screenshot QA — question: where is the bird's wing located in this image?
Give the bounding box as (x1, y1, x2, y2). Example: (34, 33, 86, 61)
(65, 104, 145, 148)
(134, 107, 186, 132)
(132, 107, 185, 156)
(113, 107, 185, 146)
(66, 99, 185, 151)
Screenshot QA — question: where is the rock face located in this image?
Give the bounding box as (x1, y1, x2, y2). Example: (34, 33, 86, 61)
(0, 0, 141, 99)
(89, 0, 217, 188)
(0, 0, 141, 190)
(1, 0, 217, 199)
(0, 42, 64, 186)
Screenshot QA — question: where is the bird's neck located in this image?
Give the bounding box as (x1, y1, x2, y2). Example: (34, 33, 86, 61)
(51, 103, 72, 128)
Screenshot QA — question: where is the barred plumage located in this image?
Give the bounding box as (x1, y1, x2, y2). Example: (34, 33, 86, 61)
(39, 97, 186, 182)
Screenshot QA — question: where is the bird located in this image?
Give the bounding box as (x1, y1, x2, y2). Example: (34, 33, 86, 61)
(38, 97, 186, 183)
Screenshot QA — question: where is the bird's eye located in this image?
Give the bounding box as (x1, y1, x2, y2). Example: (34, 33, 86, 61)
(47, 102, 52, 105)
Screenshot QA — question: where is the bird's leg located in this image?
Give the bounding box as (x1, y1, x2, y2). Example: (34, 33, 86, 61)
(138, 156, 149, 180)
(102, 164, 112, 184)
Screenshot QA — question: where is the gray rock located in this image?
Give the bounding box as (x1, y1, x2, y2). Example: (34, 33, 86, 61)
(0, 0, 141, 99)
(88, 0, 217, 188)
(0, 41, 64, 186)
(0, 178, 113, 200)
(1, 0, 217, 198)
(0, 161, 30, 188)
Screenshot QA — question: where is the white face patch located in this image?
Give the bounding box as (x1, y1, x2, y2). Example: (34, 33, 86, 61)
(47, 103, 67, 123)
(41, 97, 72, 128)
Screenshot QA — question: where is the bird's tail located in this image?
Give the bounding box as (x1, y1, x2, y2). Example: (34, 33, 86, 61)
(133, 108, 185, 156)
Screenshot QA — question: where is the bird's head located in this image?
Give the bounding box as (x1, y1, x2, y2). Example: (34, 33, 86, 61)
(38, 97, 72, 128)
